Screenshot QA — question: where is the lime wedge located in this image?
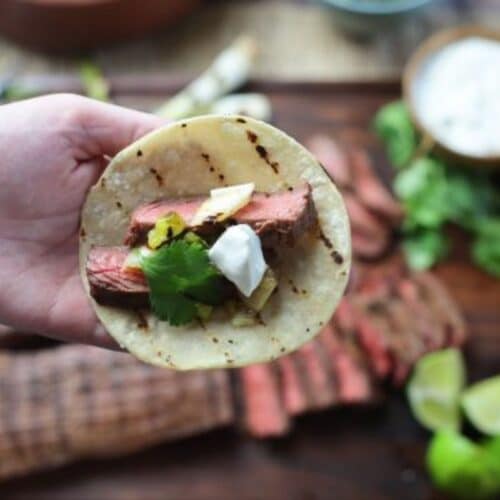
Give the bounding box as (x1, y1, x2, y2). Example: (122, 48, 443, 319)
(427, 431, 500, 500)
(462, 375, 500, 436)
(406, 348, 465, 431)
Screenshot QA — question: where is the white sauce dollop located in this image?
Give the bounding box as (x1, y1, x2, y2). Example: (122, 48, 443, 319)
(414, 37, 500, 157)
(208, 224, 267, 297)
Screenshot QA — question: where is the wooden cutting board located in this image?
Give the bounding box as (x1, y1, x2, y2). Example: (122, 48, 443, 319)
(1, 79, 499, 500)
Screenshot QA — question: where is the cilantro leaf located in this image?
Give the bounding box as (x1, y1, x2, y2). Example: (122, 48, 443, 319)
(374, 101, 417, 168)
(403, 229, 449, 271)
(150, 292, 198, 326)
(141, 240, 227, 326)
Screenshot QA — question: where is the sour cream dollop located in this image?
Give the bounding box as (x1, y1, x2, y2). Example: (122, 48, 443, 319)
(208, 224, 267, 297)
(414, 37, 500, 157)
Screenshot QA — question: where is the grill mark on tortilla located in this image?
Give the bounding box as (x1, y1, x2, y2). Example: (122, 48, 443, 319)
(287, 278, 300, 294)
(255, 144, 279, 174)
(287, 186, 294, 192)
(136, 149, 143, 157)
(80, 227, 86, 238)
(116, 201, 123, 209)
(331, 250, 344, 264)
(218, 174, 225, 182)
(319, 229, 333, 249)
(101, 178, 106, 188)
(149, 168, 164, 186)
(201, 153, 210, 162)
(236, 118, 247, 124)
(181, 123, 187, 128)
(246, 130, 258, 143)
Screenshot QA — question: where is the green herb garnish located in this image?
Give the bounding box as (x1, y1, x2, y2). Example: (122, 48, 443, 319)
(375, 100, 500, 276)
(141, 239, 227, 326)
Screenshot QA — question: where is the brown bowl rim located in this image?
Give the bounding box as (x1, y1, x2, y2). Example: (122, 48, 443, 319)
(403, 25, 500, 168)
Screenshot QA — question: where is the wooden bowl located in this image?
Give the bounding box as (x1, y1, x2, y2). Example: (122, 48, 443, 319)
(403, 25, 500, 168)
(0, 0, 203, 53)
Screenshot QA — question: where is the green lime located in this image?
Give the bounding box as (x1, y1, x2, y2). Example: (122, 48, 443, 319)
(407, 349, 465, 431)
(462, 375, 500, 436)
(427, 431, 500, 500)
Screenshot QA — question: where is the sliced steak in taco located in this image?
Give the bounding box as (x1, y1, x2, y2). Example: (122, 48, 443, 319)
(79, 115, 351, 370)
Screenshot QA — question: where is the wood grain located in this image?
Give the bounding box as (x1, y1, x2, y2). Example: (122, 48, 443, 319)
(0, 80, 499, 500)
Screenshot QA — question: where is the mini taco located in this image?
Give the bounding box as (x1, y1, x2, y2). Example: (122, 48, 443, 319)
(79, 115, 350, 370)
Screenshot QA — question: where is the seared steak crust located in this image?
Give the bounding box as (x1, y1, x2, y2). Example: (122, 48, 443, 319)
(87, 246, 149, 308)
(124, 183, 317, 248)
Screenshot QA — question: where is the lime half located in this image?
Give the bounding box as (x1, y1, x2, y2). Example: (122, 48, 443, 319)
(462, 375, 500, 436)
(427, 431, 500, 500)
(407, 348, 465, 431)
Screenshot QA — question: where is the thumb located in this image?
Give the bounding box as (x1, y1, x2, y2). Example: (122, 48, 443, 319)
(71, 95, 165, 157)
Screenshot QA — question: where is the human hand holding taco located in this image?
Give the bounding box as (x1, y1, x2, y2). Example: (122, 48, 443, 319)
(0, 94, 162, 348)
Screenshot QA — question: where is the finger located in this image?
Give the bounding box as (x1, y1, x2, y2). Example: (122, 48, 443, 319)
(70, 96, 165, 158)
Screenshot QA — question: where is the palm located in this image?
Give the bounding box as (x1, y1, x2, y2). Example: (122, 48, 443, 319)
(0, 95, 161, 347)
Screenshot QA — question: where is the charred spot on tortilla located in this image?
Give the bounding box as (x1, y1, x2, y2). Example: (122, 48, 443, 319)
(80, 115, 350, 370)
(80, 227, 86, 238)
(319, 229, 333, 249)
(255, 144, 279, 174)
(246, 130, 258, 143)
(149, 168, 163, 186)
(288, 278, 300, 294)
(331, 251, 344, 265)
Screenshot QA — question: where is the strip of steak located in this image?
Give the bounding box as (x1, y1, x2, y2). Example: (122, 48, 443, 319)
(295, 339, 336, 409)
(87, 246, 149, 308)
(413, 272, 467, 346)
(238, 364, 290, 438)
(319, 323, 373, 403)
(276, 355, 309, 415)
(124, 183, 317, 247)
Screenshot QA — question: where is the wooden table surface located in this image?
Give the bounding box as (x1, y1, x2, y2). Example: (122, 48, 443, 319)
(0, 80, 499, 500)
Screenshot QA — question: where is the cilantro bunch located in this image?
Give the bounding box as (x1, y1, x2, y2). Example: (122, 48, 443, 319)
(374, 101, 500, 276)
(141, 240, 228, 326)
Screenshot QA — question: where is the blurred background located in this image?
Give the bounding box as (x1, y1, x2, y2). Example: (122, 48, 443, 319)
(1, 1, 500, 499)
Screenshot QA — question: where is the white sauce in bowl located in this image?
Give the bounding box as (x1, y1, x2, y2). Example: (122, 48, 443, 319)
(413, 37, 500, 158)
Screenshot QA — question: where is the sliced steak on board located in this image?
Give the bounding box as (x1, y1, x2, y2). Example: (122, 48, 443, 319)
(124, 183, 317, 248)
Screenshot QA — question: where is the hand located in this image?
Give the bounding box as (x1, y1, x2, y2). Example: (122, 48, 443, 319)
(0, 94, 163, 348)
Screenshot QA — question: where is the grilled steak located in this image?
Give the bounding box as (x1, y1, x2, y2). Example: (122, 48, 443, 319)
(87, 246, 149, 308)
(124, 183, 317, 247)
